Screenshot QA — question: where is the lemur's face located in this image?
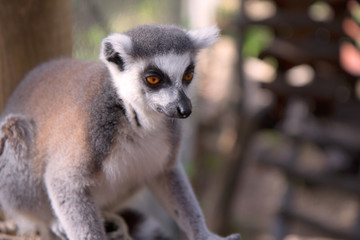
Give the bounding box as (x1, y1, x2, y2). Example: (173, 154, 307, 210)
(100, 25, 219, 119)
(139, 53, 195, 118)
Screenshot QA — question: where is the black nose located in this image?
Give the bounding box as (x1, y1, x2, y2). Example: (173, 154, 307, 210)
(177, 106, 192, 118)
(177, 97, 192, 118)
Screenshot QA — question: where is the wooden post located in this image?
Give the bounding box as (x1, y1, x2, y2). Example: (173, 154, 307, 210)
(0, 0, 72, 112)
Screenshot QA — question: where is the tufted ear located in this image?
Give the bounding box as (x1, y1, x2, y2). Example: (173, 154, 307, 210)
(187, 25, 220, 50)
(99, 33, 133, 71)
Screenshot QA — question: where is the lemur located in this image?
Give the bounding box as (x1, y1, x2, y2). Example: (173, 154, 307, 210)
(0, 24, 240, 240)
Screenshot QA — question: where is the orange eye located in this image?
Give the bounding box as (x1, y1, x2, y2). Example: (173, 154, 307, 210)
(146, 76, 160, 85)
(184, 72, 194, 81)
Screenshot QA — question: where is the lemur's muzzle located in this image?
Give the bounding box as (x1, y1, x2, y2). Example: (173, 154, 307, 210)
(158, 91, 192, 119)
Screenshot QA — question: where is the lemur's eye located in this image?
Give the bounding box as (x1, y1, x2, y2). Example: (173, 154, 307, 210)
(184, 72, 194, 82)
(146, 76, 160, 85)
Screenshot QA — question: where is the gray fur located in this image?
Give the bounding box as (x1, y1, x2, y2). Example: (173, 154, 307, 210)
(0, 24, 239, 240)
(125, 25, 194, 58)
(45, 175, 105, 240)
(88, 74, 127, 172)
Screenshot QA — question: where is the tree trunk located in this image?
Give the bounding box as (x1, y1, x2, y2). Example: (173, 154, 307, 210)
(0, 0, 72, 112)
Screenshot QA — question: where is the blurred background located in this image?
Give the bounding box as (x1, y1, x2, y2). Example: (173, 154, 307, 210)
(1, 1, 360, 240)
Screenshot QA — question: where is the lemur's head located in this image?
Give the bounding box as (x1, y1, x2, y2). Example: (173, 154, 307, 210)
(100, 24, 219, 119)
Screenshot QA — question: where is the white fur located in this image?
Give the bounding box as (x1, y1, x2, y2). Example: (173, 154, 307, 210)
(152, 53, 192, 87)
(106, 53, 194, 130)
(107, 59, 163, 130)
(99, 32, 160, 130)
(187, 25, 220, 49)
(150, 53, 193, 106)
(92, 118, 171, 210)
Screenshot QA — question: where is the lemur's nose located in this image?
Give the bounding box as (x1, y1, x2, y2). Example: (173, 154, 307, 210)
(177, 95, 192, 118)
(177, 106, 192, 118)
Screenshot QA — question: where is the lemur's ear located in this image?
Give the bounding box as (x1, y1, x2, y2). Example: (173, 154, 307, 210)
(99, 33, 132, 71)
(187, 25, 220, 50)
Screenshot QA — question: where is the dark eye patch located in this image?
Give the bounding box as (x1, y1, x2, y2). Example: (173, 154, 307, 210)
(142, 65, 171, 90)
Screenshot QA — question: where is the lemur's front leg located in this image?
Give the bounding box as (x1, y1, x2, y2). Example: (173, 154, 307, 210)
(45, 169, 106, 240)
(147, 162, 240, 240)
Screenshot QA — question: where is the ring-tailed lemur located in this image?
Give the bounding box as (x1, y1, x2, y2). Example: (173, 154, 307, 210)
(0, 24, 240, 240)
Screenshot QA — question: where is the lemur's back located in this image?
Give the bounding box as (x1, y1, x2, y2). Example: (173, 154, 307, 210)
(3, 59, 107, 120)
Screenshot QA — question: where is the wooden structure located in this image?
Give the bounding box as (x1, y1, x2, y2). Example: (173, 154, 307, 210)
(0, 0, 72, 112)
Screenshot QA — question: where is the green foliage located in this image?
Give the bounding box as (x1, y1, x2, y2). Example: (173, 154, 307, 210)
(74, 25, 106, 60)
(138, 0, 159, 22)
(242, 25, 273, 57)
